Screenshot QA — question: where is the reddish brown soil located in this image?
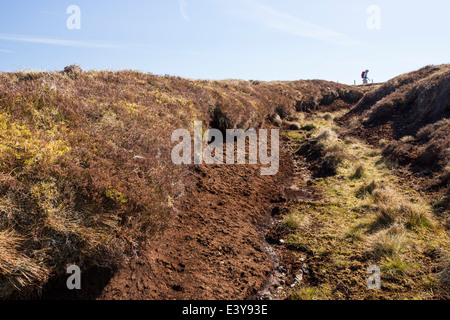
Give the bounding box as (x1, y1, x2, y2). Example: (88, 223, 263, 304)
(89, 140, 295, 300)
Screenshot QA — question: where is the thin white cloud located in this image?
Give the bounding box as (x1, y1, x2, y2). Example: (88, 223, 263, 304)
(220, 0, 366, 47)
(39, 10, 64, 16)
(0, 33, 121, 49)
(0, 48, 13, 53)
(179, 0, 190, 21)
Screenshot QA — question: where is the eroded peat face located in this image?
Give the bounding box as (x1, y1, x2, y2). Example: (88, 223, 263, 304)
(171, 121, 280, 176)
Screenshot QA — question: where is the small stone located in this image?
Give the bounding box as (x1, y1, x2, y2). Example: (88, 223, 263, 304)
(273, 114, 282, 127)
(302, 264, 309, 274)
(279, 239, 285, 245)
(278, 265, 286, 273)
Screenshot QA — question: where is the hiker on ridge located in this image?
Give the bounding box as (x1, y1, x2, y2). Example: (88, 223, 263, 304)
(362, 69, 370, 84)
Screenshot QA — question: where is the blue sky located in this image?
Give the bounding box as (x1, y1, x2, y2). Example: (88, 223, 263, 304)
(0, 0, 449, 84)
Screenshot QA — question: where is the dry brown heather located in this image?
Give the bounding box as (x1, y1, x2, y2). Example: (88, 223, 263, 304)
(0, 66, 362, 297)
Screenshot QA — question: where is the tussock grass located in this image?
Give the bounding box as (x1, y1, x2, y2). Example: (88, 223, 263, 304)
(0, 231, 49, 298)
(356, 180, 378, 198)
(283, 211, 311, 231)
(315, 127, 338, 146)
(371, 223, 406, 259)
(308, 127, 352, 176)
(382, 257, 409, 278)
(289, 284, 332, 300)
(372, 187, 396, 204)
(401, 202, 433, 229)
(351, 163, 366, 179)
(286, 109, 449, 299)
(369, 187, 434, 230)
(372, 203, 398, 229)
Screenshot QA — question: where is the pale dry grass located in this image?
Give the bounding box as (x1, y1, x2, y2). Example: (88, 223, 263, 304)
(0, 231, 49, 298)
(440, 251, 450, 286)
(283, 211, 311, 231)
(370, 223, 406, 259)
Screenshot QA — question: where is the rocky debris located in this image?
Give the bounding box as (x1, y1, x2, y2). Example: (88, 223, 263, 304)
(272, 114, 283, 127)
(278, 265, 287, 273)
(289, 271, 304, 289)
(301, 264, 310, 275)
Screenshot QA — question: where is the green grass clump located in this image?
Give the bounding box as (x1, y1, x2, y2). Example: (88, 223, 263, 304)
(290, 284, 332, 300)
(283, 211, 311, 231)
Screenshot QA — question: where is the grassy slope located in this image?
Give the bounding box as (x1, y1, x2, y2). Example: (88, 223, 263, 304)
(342, 64, 450, 189)
(282, 109, 449, 300)
(279, 65, 450, 299)
(0, 67, 361, 298)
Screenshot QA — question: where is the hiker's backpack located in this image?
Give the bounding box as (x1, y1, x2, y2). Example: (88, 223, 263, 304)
(361, 71, 365, 78)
